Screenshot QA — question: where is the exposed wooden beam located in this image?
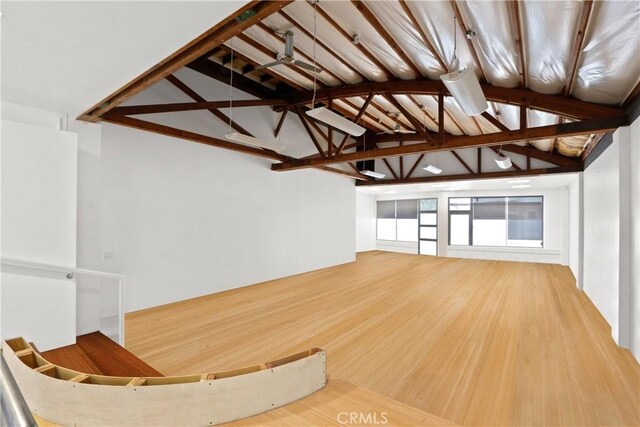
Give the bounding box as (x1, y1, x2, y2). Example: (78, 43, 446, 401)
(406, 154, 425, 179)
(255, 22, 346, 85)
(235, 33, 327, 89)
(481, 111, 511, 132)
(336, 94, 373, 155)
(104, 99, 287, 117)
(500, 143, 581, 168)
(385, 95, 429, 138)
(295, 107, 326, 157)
(285, 80, 626, 120)
(438, 93, 445, 140)
(351, 0, 423, 77)
(520, 105, 527, 130)
(407, 95, 437, 130)
(581, 133, 606, 161)
(105, 116, 291, 161)
(274, 109, 288, 138)
(449, 1, 487, 83)
(477, 147, 482, 173)
(451, 151, 474, 174)
(399, 142, 405, 178)
(278, 10, 368, 81)
(79, 1, 292, 121)
(308, 0, 395, 80)
(366, 99, 412, 131)
(334, 99, 393, 131)
(563, 0, 594, 96)
(106, 115, 369, 181)
(549, 116, 563, 153)
(398, 0, 448, 71)
(188, 58, 275, 100)
(165, 74, 252, 137)
(328, 100, 334, 156)
(382, 159, 400, 180)
(509, 0, 527, 88)
(216, 44, 305, 92)
(356, 166, 582, 186)
(272, 116, 626, 170)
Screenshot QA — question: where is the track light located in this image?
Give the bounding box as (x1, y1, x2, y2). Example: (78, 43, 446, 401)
(306, 107, 366, 136)
(440, 68, 488, 116)
(423, 164, 443, 174)
(225, 132, 286, 153)
(494, 153, 513, 169)
(361, 170, 385, 179)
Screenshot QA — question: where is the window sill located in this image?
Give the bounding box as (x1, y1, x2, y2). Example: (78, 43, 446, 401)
(447, 245, 559, 255)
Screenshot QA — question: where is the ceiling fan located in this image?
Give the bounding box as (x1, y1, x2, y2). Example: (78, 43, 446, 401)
(256, 31, 323, 73)
(378, 113, 416, 135)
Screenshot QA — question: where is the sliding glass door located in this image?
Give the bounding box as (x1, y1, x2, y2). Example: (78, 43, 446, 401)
(418, 198, 438, 256)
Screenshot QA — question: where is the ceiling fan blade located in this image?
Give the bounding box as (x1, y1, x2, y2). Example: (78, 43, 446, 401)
(397, 129, 417, 134)
(256, 60, 283, 70)
(294, 60, 323, 73)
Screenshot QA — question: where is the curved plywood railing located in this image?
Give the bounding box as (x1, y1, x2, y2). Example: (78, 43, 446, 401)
(3, 337, 326, 426)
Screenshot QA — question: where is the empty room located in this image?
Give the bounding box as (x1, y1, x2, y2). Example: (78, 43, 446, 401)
(1, 1, 639, 426)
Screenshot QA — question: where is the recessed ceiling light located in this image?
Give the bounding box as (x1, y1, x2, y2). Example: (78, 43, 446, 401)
(511, 184, 531, 189)
(508, 179, 530, 184)
(423, 164, 443, 174)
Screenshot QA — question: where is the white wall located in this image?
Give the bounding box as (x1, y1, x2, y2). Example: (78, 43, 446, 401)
(568, 174, 583, 288)
(629, 116, 640, 360)
(1, 119, 78, 350)
(356, 193, 376, 252)
(583, 116, 640, 360)
(76, 69, 357, 313)
(366, 186, 567, 264)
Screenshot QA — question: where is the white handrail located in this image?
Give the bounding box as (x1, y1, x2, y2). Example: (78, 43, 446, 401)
(0, 257, 124, 279)
(1, 257, 126, 346)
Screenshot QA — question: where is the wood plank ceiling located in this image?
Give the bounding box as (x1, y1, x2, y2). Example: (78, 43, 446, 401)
(81, 0, 639, 186)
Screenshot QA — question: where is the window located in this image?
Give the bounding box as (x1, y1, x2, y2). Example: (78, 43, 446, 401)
(448, 196, 543, 248)
(376, 200, 418, 242)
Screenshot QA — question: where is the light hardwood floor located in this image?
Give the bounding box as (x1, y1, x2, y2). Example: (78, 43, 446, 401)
(126, 251, 640, 426)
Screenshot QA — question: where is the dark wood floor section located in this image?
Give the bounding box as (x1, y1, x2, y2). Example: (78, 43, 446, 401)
(41, 332, 163, 377)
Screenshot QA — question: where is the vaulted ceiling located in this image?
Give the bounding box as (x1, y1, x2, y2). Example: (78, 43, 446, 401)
(81, 0, 640, 186)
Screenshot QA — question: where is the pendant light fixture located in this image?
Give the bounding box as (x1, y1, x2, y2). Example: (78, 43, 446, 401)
(439, 16, 488, 116)
(224, 41, 285, 152)
(423, 164, 443, 174)
(305, 1, 366, 137)
(494, 146, 513, 169)
(306, 107, 366, 136)
(361, 170, 386, 179)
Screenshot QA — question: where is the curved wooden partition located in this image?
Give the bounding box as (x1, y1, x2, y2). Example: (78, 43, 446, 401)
(3, 337, 326, 426)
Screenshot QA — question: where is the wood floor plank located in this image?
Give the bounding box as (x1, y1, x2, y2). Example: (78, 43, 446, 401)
(42, 332, 163, 377)
(126, 251, 640, 426)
